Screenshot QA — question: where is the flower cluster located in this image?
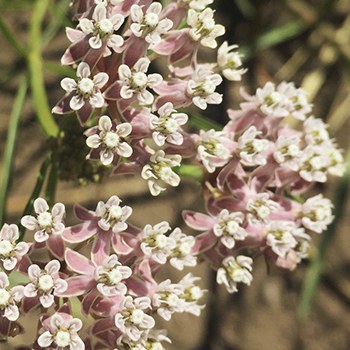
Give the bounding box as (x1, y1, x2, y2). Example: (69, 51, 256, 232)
(0, 196, 202, 349)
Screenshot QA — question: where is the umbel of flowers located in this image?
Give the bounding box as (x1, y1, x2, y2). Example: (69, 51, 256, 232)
(1, 0, 344, 349)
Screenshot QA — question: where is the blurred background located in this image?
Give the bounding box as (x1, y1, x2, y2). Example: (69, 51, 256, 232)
(0, 0, 350, 349)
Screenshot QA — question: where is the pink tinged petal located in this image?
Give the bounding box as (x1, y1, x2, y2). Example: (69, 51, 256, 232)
(99, 115, 112, 132)
(3, 257, 17, 271)
(89, 35, 103, 49)
(93, 3, 107, 21)
(66, 28, 85, 42)
(182, 211, 214, 230)
(61, 222, 96, 243)
(34, 230, 49, 243)
(77, 62, 91, 79)
(111, 234, 133, 255)
(82, 290, 99, 316)
(108, 35, 124, 51)
(54, 279, 68, 294)
(118, 65, 132, 80)
(86, 134, 101, 149)
(116, 123, 132, 136)
(91, 233, 110, 266)
(134, 57, 150, 73)
(61, 78, 77, 92)
(33, 198, 49, 214)
(40, 294, 55, 308)
(147, 73, 163, 87)
(22, 295, 39, 313)
(89, 92, 105, 108)
(4, 304, 19, 321)
(24, 283, 37, 298)
(65, 248, 95, 275)
(120, 85, 134, 99)
(93, 72, 109, 88)
(100, 149, 114, 165)
(28, 264, 41, 279)
(15, 242, 29, 256)
(117, 143, 133, 158)
(20, 215, 37, 230)
(37, 331, 53, 347)
(47, 235, 65, 260)
(45, 260, 60, 275)
(79, 18, 94, 33)
(74, 204, 95, 221)
(138, 89, 154, 105)
(58, 276, 95, 297)
(69, 318, 83, 333)
(11, 286, 24, 302)
(52, 203, 65, 219)
(70, 95, 85, 110)
(130, 5, 143, 23)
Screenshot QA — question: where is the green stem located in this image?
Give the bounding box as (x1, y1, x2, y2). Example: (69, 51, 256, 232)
(0, 76, 28, 226)
(17, 153, 52, 242)
(28, 0, 58, 138)
(45, 162, 58, 207)
(298, 149, 350, 318)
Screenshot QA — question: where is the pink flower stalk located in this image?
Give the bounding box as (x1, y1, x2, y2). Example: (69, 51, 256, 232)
(24, 260, 67, 309)
(37, 312, 84, 349)
(0, 224, 28, 271)
(21, 198, 65, 260)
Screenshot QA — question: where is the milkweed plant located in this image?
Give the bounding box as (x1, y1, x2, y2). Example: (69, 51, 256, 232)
(0, 0, 345, 349)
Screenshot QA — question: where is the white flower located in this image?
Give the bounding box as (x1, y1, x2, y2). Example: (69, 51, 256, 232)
(24, 260, 68, 308)
(140, 221, 176, 264)
(37, 313, 84, 349)
(0, 272, 24, 321)
(79, 4, 124, 53)
(237, 126, 269, 166)
(264, 221, 301, 258)
(115, 296, 155, 342)
(213, 209, 247, 249)
(187, 66, 222, 110)
(119, 58, 162, 106)
(274, 135, 301, 171)
(0, 224, 28, 271)
(301, 194, 334, 234)
(217, 42, 247, 81)
(95, 255, 132, 296)
(21, 198, 65, 243)
(303, 116, 330, 145)
(169, 228, 197, 270)
(150, 102, 188, 146)
(326, 142, 345, 177)
(141, 150, 181, 196)
(178, 0, 213, 11)
(94, 195, 132, 233)
(130, 3, 173, 45)
(60, 62, 108, 111)
(246, 193, 280, 225)
(86, 115, 133, 165)
(217, 256, 253, 293)
(187, 8, 225, 48)
(196, 129, 233, 173)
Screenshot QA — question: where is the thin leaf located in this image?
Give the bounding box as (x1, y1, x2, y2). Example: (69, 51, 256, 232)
(187, 113, 222, 131)
(176, 165, 204, 182)
(298, 149, 350, 318)
(28, 0, 59, 137)
(0, 76, 28, 226)
(44, 60, 76, 78)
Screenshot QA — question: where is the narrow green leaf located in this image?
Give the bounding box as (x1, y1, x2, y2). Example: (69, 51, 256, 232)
(188, 113, 222, 131)
(0, 76, 28, 226)
(0, 16, 27, 57)
(28, 0, 59, 137)
(44, 60, 76, 78)
(176, 165, 204, 182)
(298, 149, 350, 318)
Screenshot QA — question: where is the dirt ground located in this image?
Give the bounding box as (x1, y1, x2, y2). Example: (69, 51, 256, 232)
(1, 1, 350, 349)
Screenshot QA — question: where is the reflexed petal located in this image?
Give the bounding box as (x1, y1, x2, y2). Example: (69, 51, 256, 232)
(52, 203, 65, 219)
(90, 92, 105, 108)
(100, 149, 114, 165)
(93, 4, 107, 21)
(40, 293, 55, 308)
(77, 62, 91, 79)
(86, 134, 101, 149)
(37, 331, 53, 347)
(89, 35, 103, 49)
(61, 78, 77, 92)
(134, 57, 150, 73)
(93, 72, 109, 88)
(117, 143, 133, 158)
(54, 279, 68, 294)
(99, 115, 112, 132)
(79, 18, 94, 33)
(45, 260, 60, 275)
(4, 304, 19, 321)
(65, 248, 95, 275)
(70, 95, 85, 110)
(34, 230, 49, 243)
(24, 283, 38, 297)
(3, 257, 17, 271)
(118, 65, 132, 80)
(20, 215, 37, 230)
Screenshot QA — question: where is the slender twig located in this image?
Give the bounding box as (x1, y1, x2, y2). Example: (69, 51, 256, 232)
(0, 76, 28, 226)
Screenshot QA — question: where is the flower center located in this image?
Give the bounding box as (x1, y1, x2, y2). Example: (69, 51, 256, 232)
(109, 205, 123, 220)
(144, 12, 159, 27)
(131, 309, 144, 324)
(201, 17, 215, 31)
(202, 80, 216, 95)
(55, 330, 71, 347)
(99, 18, 114, 34)
(166, 293, 179, 307)
(158, 166, 173, 182)
(0, 289, 11, 306)
(164, 118, 178, 133)
(104, 132, 120, 148)
(107, 268, 123, 285)
(155, 234, 167, 248)
(287, 144, 299, 157)
(0, 240, 14, 256)
(309, 156, 323, 170)
(38, 274, 54, 292)
(37, 212, 53, 228)
(226, 220, 239, 235)
(178, 242, 191, 256)
(78, 78, 94, 95)
(132, 72, 148, 89)
(188, 286, 202, 300)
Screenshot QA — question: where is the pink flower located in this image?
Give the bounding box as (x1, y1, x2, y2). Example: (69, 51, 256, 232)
(24, 260, 68, 308)
(21, 198, 65, 260)
(0, 224, 28, 271)
(0, 272, 24, 321)
(37, 312, 84, 349)
(86, 115, 133, 165)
